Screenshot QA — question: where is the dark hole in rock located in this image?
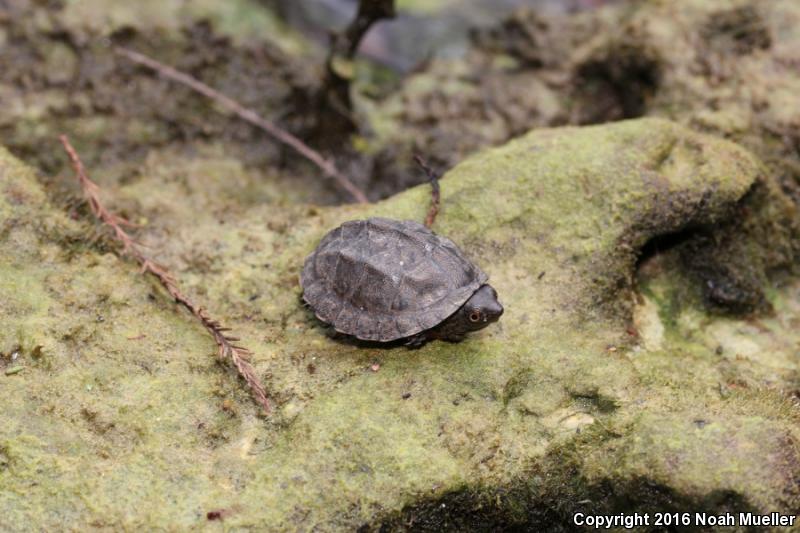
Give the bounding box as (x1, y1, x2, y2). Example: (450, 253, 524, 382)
(637, 228, 698, 266)
(635, 223, 767, 316)
(679, 233, 767, 315)
(573, 46, 661, 125)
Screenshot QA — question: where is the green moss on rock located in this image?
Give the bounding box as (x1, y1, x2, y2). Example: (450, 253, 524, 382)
(2, 118, 798, 530)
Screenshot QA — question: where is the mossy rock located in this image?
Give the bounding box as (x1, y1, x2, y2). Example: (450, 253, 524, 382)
(1, 118, 799, 531)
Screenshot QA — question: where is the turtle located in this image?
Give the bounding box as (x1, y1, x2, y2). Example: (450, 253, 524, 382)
(301, 217, 503, 346)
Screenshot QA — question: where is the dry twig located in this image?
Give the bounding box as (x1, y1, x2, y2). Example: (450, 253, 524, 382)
(414, 155, 441, 228)
(59, 135, 271, 414)
(114, 46, 368, 204)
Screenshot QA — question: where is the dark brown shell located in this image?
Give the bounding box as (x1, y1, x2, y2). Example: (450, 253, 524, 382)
(301, 217, 488, 342)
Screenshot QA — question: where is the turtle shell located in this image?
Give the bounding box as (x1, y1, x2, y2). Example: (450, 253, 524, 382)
(301, 217, 488, 342)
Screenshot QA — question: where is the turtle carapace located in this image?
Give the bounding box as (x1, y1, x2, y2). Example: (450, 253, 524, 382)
(301, 217, 503, 346)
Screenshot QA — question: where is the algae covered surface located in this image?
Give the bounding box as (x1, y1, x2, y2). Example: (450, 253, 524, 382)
(3, 117, 800, 530)
(2, 0, 800, 531)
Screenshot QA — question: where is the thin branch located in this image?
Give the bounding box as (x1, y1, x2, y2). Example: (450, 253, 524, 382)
(414, 155, 441, 228)
(114, 46, 368, 205)
(60, 135, 271, 414)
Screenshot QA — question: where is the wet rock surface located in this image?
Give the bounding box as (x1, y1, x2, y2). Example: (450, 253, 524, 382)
(3, 118, 799, 530)
(2, 0, 800, 530)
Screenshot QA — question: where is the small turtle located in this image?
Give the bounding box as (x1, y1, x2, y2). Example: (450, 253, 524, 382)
(301, 217, 503, 346)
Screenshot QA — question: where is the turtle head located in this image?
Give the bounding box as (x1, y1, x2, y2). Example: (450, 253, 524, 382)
(424, 284, 503, 343)
(462, 284, 503, 331)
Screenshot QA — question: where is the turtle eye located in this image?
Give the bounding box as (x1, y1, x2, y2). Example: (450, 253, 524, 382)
(468, 310, 481, 323)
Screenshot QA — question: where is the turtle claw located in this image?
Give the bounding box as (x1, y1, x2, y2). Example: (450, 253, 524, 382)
(405, 334, 428, 349)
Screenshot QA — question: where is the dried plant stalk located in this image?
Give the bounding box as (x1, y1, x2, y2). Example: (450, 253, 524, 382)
(114, 46, 369, 205)
(60, 135, 270, 414)
(414, 155, 441, 228)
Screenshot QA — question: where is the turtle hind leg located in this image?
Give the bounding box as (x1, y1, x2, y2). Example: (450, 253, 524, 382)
(405, 333, 429, 349)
